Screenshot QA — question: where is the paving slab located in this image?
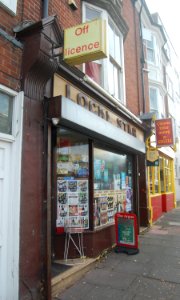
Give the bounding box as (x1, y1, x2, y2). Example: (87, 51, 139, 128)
(54, 208, 180, 300)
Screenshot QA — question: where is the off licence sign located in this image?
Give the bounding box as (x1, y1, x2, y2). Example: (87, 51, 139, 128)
(64, 19, 107, 65)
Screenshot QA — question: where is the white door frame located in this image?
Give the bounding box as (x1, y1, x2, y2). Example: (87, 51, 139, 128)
(0, 85, 23, 300)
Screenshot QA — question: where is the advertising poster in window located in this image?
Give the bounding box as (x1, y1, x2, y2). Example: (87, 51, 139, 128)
(121, 172, 126, 189)
(56, 178, 89, 232)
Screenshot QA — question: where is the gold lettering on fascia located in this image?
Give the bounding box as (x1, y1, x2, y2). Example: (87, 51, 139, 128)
(66, 84, 136, 137)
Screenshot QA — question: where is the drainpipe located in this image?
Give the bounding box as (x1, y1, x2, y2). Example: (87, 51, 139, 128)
(42, 0, 49, 18)
(139, 3, 146, 114)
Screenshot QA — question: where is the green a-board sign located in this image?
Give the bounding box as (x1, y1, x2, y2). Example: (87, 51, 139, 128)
(118, 218, 134, 245)
(115, 212, 138, 249)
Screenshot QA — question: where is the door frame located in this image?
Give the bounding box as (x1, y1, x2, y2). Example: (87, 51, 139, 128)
(0, 85, 23, 299)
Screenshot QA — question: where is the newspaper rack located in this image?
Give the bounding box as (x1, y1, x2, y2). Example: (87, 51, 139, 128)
(64, 225, 85, 262)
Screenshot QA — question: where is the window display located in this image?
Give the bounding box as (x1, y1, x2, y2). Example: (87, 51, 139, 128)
(149, 156, 173, 194)
(55, 128, 134, 232)
(93, 148, 133, 228)
(56, 128, 89, 232)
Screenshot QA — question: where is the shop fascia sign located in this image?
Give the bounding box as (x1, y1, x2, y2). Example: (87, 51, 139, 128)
(63, 19, 107, 65)
(155, 118, 174, 148)
(53, 74, 138, 138)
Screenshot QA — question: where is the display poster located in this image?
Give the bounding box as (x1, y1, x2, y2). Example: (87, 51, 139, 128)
(94, 159, 102, 180)
(113, 174, 121, 190)
(56, 178, 89, 232)
(125, 187, 133, 212)
(121, 172, 126, 189)
(94, 190, 128, 228)
(104, 169, 109, 183)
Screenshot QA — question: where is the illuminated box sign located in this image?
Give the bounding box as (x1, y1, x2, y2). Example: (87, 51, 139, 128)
(155, 118, 174, 147)
(64, 19, 107, 65)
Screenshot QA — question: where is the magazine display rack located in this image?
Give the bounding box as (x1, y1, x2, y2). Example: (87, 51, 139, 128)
(64, 226, 84, 261)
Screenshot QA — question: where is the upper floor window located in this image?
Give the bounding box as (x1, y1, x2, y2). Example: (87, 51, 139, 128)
(167, 76, 174, 99)
(0, 0, 17, 14)
(143, 28, 156, 64)
(83, 2, 125, 103)
(146, 36, 155, 63)
(149, 87, 165, 119)
(149, 87, 158, 116)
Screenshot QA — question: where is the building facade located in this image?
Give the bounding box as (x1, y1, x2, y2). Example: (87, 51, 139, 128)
(1, 0, 170, 299)
(136, 1, 177, 224)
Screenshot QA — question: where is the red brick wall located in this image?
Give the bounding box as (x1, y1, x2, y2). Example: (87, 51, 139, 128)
(0, 36, 22, 91)
(0, 0, 42, 92)
(0, 0, 82, 92)
(122, 0, 144, 116)
(20, 0, 41, 21)
(49, 0, 82, 29)
(122, 0, 147, 115)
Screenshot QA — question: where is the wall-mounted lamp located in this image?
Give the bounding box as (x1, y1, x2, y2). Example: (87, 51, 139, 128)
(52, 118, 60, 126)
(68, 0, 78, 10)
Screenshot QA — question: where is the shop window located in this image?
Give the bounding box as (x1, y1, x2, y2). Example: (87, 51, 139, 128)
(160, 157, 173, 193)
(149, 165, 160, 194)
(56, 128, 89, 231)
(164, 159, 172, 192)
(0, 91, 13, 135)
(93, 147, 133, 228)
(83, 2, 125, 102)
(149, 156, 174, 194)
(160, 157, 165, 192)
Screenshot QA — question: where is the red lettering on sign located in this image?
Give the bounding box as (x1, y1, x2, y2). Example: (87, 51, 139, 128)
(64, 41, 100, 57)
(75, 24, 89, 36)
(88, 43, 93, 50)
(94, 41, 100, 48)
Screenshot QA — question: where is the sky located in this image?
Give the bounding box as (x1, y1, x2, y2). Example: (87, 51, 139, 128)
(145, 0, 180, 58)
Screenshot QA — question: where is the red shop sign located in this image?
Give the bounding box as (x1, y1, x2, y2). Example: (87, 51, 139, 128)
(155, 118, 174, 147)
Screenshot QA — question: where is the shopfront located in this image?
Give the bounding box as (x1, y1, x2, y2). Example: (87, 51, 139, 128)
(49, 74, 146, 259)
(147, 142, 176, 223)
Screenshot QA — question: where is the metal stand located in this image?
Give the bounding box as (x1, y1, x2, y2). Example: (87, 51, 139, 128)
(64, 227, 84, 261)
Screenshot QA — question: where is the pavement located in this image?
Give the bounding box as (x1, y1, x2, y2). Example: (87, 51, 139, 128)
(53, 207, 180, 300)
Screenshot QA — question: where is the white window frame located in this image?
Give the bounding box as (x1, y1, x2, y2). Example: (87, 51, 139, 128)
(0, 85, 20, 141)
(0, 0, 17, 15)
(149, 87, 158, 116)
(146, 37, 155, 63)
(149, 87, 165, 119)
(143, 28, 156, 65)
(82, 2, 125, 104)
